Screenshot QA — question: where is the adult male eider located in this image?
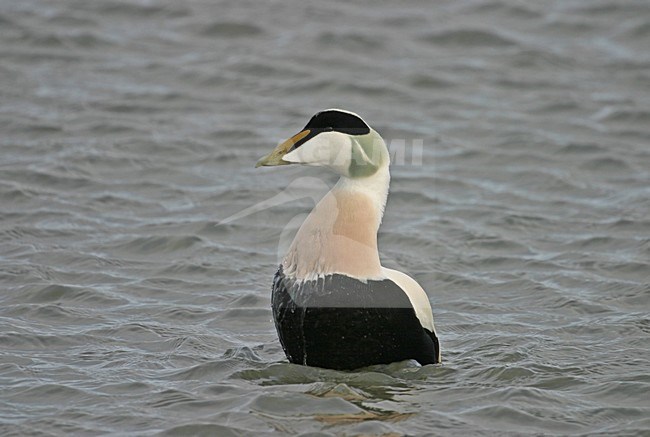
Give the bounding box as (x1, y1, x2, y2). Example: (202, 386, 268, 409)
(256, 109, 440, 370)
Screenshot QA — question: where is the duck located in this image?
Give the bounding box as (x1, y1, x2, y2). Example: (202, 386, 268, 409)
(256, 109, 440, 370)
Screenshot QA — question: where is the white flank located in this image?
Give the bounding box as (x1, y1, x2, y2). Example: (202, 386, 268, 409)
(381, 267, 436, 334)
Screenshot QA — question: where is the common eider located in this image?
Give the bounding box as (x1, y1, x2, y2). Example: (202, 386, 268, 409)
(256, 109, 440, 370)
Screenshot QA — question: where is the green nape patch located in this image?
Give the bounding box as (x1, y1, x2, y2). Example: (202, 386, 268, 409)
(348, 134, 386, 178)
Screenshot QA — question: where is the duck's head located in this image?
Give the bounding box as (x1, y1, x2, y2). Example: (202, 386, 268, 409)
(256, 109, 388, 178)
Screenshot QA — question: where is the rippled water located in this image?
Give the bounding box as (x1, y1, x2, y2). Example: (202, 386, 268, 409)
(1, 0, 649, 435)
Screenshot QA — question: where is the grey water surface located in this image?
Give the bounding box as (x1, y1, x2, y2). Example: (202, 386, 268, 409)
(1, 0, 649, 435)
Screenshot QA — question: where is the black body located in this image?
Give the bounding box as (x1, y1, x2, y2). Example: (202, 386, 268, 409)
(271, 266, 439, 370)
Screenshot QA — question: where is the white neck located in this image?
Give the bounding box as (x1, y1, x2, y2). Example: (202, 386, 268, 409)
(282, 166, 390, 280)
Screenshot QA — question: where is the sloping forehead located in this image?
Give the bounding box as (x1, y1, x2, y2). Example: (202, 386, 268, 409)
(304, 110, 370, 135)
